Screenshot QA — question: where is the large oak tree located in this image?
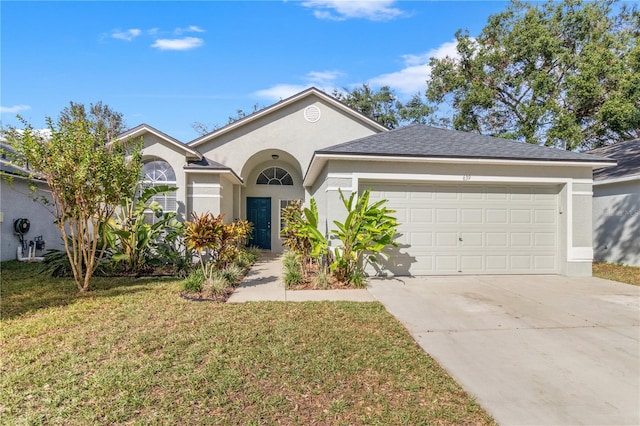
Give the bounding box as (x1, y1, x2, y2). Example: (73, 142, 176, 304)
(426, 0, 640, 150)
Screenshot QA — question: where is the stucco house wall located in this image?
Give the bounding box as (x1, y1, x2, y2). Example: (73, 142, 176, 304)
(0, 177, 64, 261)
(588, 139, 639, 267)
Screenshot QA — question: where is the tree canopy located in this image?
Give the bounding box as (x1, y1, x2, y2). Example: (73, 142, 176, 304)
(333, 84, 433, 129)
(426, 0, 640, 150)
(5, 102, 142, 292)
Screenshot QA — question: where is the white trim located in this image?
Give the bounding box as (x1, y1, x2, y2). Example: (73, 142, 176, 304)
(593, 174, 640, 186)
(304, 153, 612, 187)
(572, 191, 593, 196)
(326, 173, 353, 179)
(353, 172, 571, 186)
(118, 125, 202, 159)
(184, 169, 243, 185)
(188, 194, 221, 198)
(188, 183, 221, 189)
(326, 186, 354, 192)
(569, 247, 593, 261)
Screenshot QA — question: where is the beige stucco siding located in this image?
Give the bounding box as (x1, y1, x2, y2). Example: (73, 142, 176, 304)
(141, 134, 189, 221)
(186, 173, 221, 218)
(195, 97, 380, 176)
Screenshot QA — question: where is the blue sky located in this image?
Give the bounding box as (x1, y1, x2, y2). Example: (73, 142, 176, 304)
(1, 1, 508, 142)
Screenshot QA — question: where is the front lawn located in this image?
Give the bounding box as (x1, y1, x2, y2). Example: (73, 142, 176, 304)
(593, 262, 640, 286)
(0, 261, 494, 425)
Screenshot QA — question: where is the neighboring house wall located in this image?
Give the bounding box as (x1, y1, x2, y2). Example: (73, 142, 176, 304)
(0, 177, 64, 261)
(593, 179, 640, 266)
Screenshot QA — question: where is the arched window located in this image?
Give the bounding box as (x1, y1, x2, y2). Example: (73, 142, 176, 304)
(142, 160, 177, 222)
(256, 167, 293, 185)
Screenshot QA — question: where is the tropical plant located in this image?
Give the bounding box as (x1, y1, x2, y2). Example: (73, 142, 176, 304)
(183, 212, 253, 291)
(280, 199, 328, 273)
(3, 103, 142, 292)
(104, 184, 183, 272)
(330, 189, 399, 287)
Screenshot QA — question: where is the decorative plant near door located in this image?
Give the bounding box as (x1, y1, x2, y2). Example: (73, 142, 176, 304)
(330, 189, 399, 287)
(183, 212, 253, 295)
(280, 199, 328, 274)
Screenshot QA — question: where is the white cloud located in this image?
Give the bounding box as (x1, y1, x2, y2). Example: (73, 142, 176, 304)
(151, 37, 204, 51)
(254, 84, 309, 101)
(175, 25, 205, 35)
(0, 104, 31, 114)
(368, 39, 459, 95)
(301, 0, 405, 21)
(254, 70, 344, 101)
(112, 28, 142, 41)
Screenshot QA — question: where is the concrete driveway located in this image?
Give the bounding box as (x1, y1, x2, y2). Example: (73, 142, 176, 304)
(367, 275, 640, 426)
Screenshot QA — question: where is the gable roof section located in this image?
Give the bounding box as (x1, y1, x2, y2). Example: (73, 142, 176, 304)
(587, 138, 640, 184)
(187, 87, 388, 148)
(118, 124, 202, 160)
(184, 157, 242, 184)
(305, 124, 616, 186)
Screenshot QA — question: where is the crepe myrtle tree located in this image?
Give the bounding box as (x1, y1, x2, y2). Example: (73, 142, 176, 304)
(4, 102, 142, 292)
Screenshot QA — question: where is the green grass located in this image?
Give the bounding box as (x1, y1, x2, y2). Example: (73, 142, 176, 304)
(1, 261, 494, 425)
(593, 262, 640, 286)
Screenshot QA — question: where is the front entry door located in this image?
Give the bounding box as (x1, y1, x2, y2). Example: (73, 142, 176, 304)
(247, 197, 271, 250)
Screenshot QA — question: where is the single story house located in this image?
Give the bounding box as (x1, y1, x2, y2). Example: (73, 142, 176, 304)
(588, 139, 640, 267)
(119, 87, 614, 276)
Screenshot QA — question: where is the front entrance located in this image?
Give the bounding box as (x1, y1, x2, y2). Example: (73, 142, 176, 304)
(247, 197, 271, 249)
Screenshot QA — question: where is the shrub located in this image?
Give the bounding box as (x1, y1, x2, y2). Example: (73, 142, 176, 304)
(183, 268, 205, 293)
(283, 251, 304, 287)
(222, 264, 243, 285)
(314, 268, 331, 290)
(202, 274, 228, 297)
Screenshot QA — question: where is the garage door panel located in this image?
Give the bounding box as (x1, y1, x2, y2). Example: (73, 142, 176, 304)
(364, 182, 559, 275)
(410, 208, 433, 223)
(486, 209, 509, 224)
(461, 209, 483, 223)
(535, 210, 556, 224)
(511, 210, 532, 224)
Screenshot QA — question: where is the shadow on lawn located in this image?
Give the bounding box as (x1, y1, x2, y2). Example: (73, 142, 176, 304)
(1, 261, 178, 320)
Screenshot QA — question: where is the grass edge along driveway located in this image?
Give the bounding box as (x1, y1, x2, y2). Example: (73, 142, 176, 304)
(0, 262, 494, 425)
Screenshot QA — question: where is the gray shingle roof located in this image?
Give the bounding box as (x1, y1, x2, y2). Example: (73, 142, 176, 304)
(184, 157, 243, 182)
(586, 138, 640, 181)
(318, 124, 615, 163)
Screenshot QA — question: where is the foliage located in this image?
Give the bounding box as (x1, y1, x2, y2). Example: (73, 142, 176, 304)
(183, 268, 205, 293)
(183, 213, 253, 292)
(330, 189, 399, 287)
(280, 199, 328, 273)
(3, 103, 142, 292)
(105, 184, 183, 272)
(426, 0, 640, 150)
(282, 251, 304, 288)
(334, 84, 433, 129)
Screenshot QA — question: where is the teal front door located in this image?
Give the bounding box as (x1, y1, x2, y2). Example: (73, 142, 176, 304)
(247, 197, 271, 250)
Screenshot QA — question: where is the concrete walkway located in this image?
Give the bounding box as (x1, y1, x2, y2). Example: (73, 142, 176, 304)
(227, 252, 375, 303)
(228, 253, 640, 425)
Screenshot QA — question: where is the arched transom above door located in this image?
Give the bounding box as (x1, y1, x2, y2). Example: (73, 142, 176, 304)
(256, 167, 293, 185)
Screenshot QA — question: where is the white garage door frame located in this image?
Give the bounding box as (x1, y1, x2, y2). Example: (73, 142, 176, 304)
(331, 172, 591, 275)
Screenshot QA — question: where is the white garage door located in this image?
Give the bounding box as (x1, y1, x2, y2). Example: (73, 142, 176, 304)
(365, 183, 560, 275)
